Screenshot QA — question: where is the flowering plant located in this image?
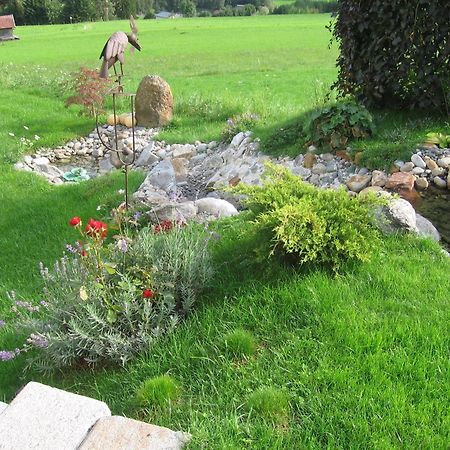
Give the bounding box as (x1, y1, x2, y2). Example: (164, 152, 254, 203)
(0, 211, 212, 370)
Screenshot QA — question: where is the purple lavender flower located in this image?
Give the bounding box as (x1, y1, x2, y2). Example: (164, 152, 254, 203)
(26, 334, 49, 349)
(15, 301, 39, 313)
(116, 239, 129, 253)
(0, 350, 18, 361)
(132, 211, 142, 221)
(65, 244, 77, 254)
(0, 320, 5, 328)
(40, 300, 48, 307)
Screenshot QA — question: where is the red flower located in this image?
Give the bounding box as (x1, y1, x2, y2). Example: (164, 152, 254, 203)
(80, 250, 88, 257)
(143, 289, 156, 298)
(69, 216, 81, 227)
(154, 220, 174, 234)
(85, 219, 108, 239)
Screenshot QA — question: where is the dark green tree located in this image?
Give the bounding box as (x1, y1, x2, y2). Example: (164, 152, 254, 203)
(113, 0, 137, 18)
(331, 0, 450, 111)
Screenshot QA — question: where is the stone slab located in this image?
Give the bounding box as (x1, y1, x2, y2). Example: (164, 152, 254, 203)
(0, 382, 111, 450)
(78, 416, 190, 450)
(0, 402, 7, 414)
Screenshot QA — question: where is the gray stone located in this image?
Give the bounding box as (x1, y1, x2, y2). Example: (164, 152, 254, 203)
(412, 166, 425, 175)
(325, 161, 338, 172)
(411, 154, 426, 169)
(345, 174, 371, 193)
(34, 163, 64, 180)
(375, 197, 417, 234)
(230, 132, 245, 148)
(437, 156, 450, 168)
(171, 158, 189, 182)
(98, 156, 115, 174)
(371, 170, 388, 187)
(33, 156, 50, 166)
(291, 166, 311, 179)
(400, 161, 414, 172)
(135, 142, 159, 167)
(311, 163, 326, 175)
(394, 160, 404, 169)
(0, 382, 110, 450)
(433, 176, 447, 189)
(415, 177, 429, 190)
(146, 160, 177, 193)
(195, 198, 238, 218)
(431, 167, 445, 177)
(416, 214, 440, 241)
(151, 201, 198, 222)
(79, 416, 190, 450)
(424, 156, 438, 170)
(321, 153, 334, 162)
(134, 188, 169, 206)
(0, 402, 7, 414)
(172, 144, 196, 159)
(135, 75, 173, 128)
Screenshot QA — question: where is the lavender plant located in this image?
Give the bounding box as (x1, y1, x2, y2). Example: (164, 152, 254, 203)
(0, 216, 213, 371)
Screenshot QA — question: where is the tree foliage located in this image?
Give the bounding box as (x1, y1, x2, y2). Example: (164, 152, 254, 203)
(331, 0, 450, 112)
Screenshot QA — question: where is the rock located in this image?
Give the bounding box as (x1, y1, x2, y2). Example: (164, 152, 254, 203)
(303, 152, 317, 169)
(151, 201, 198, 222)
(230, 132, 246, 148)
(424, 156, 438, 170)
(135, 142, 159, 167)
(0, 402, 7, 414)
(415, 177, 429, 190)
(98, 156, 115, 174)
(359, 186, 383, 196)
(172, 144, 196, 159)
(91, 148, 103, 158)
(394, 160, 404, 169)
(375, 197, 417, 234)
(448, 172, 450, 189)
(437, 156, 450, 168)
(400, 161, 414, 172)
(134, 188, 169, 206)
(110, 149, 134, 168)
(146, 160, 176, 194)
(311, 163, 327, 175)
(415, 214, 440, 241)
(79, 416, 190, 450)
(371, 170, 388, 187)
(385, 172, 415, 191)
(433, 176, 447, 189)
(33, 156, 50, 165)
(411, 154, 426, 169)
(171, 158, 189, 182)
(431, 167, 445, 177)
(135, 75, 173, 128)
(412, 166, 425, 175)
(0, 381, 110, 450)
(345, 174, 371, 193)
(354, 151, 363, 166)
(34, 163, 64, 180)
(336, 150, 352, 162)
(195, 198, 238, 218)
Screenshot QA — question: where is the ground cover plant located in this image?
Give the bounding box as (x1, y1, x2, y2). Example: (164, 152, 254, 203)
(0, 13, 449, 448)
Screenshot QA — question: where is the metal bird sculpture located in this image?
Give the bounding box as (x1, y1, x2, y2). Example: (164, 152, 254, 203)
(99, 16, 141, 79)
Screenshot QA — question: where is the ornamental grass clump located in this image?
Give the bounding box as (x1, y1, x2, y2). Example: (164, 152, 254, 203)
(0, 210, 213, 371)
(232, 163, 383, 272)
(224, 328, 257, 358)
(136, 375, 181, 408)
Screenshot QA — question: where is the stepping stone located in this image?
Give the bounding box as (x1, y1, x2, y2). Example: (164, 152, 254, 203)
(0, 382, 110, 450)
(79, 416, 190, 450)
(0, 402, 7, 414)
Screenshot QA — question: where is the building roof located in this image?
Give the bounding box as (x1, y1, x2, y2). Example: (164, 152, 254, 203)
(0, 14, 15, 30)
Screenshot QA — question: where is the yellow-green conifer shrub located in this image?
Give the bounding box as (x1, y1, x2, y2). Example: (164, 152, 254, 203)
(233, 164, 383, 272)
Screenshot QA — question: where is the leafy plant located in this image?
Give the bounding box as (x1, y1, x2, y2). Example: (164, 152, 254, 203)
(232, 164, 383, 272)
(222, 112, 260, 143)
(1, 212, 213, 371)
(305, 100, 374, 150)
(224, 328, 257, 358)
(330, 1, 450, 112)
(65, 67, 112, 117)
(425, 132, 450, 148)
(136, 375, 180, 408)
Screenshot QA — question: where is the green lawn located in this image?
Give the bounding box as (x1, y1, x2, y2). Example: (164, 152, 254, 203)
(0, 15, 449, 448)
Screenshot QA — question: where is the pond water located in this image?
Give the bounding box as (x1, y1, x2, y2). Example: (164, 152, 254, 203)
(414, 187, 450, 248)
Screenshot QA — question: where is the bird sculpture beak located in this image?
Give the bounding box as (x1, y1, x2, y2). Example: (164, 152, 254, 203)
(132, 41, 141, 51)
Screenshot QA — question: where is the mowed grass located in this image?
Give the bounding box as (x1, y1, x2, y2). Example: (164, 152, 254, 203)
(0, 15, 449, 448)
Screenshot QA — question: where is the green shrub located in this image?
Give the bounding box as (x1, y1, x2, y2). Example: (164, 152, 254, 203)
(305, 101, 374, 151)
(232, 164, 383, 272)
(136, 375, 180, 408)
(224, 329, 257, 357)
(1, 217, 213, 371)
(247, 387, 290, 421)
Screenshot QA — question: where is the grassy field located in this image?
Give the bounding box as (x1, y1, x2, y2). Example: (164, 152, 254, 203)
(0, 15, 449, 448)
